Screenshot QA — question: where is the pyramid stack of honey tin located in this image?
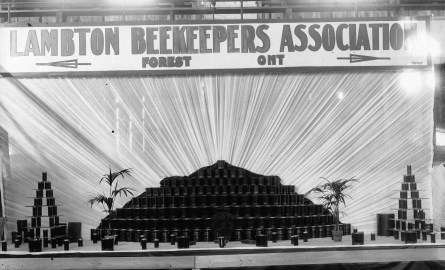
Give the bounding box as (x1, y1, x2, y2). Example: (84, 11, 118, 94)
(12, 172, 67, 252)
(393, 165, 433, 243)
(95, 160, 351, 243)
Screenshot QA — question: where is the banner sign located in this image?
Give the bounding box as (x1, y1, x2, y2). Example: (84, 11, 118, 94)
(0, 19, 430, 75)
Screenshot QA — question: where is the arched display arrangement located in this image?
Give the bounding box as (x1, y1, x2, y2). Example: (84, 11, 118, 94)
(96, 160, 351, 243)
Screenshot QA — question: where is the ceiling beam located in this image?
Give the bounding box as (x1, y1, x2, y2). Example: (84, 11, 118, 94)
(0, 1, 443, 21)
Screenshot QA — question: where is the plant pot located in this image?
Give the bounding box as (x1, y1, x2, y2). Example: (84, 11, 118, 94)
(332, 230, 343, 242)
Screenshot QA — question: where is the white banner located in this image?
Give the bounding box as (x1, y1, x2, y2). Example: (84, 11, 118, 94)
(0, 19, 430, 75)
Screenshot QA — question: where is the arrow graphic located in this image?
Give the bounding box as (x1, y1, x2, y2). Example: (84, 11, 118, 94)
(337, 54, 391, 63)
(36, 59, 91, 69)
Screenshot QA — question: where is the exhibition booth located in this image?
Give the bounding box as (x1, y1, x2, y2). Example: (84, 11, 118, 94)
(0, 15, 444, 269)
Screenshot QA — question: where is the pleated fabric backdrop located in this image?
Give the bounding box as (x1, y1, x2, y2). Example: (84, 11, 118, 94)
(431, 164, 445, 230)
(0, 70, 434, 237)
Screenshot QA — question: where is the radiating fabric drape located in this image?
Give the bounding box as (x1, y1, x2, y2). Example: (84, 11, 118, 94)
(0, 70, 434, 236)
(431, 164, 445, 229)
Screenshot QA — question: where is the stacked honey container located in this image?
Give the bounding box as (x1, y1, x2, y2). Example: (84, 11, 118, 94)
(97, 161, 351, 242)
(393, 165, 432, 243)
(25, 172, 66, 246)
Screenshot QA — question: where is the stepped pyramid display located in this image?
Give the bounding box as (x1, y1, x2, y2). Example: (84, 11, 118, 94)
(98, 161, 351, 242)
(24, 172, 67, 242)
(393, 165, 432, 242)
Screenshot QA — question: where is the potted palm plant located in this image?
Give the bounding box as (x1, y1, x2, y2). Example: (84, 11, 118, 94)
(306, 177, 358, 242)
(85, 168, 134, 239)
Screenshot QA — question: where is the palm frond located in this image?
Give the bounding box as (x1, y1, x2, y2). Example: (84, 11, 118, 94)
(305, 186, 326, 196)
(99, 167, 112, 186)
(111, 168, 133, 182)
(85, 193, 108, 208)
(112, 187, 135, 197)
(89, 167, 135, 215)
(99, 168, 133, 186)
(306, 177, 358, 208)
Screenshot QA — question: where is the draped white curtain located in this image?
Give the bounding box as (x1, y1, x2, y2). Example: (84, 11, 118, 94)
(431, 164, 445, 230)
(0, 70, 434, 237)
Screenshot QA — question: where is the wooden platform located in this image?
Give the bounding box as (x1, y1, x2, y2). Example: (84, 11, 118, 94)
(2, 234, 445, 270)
